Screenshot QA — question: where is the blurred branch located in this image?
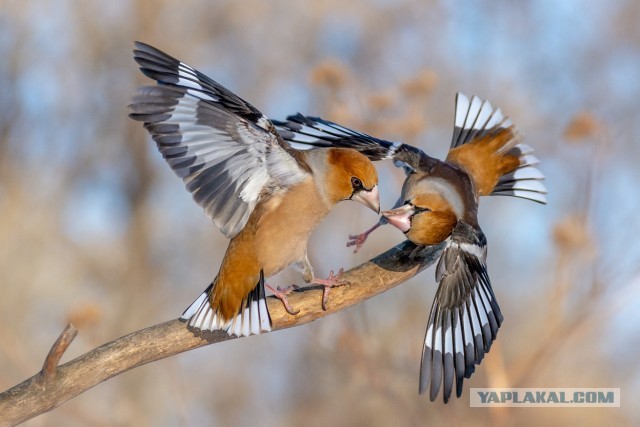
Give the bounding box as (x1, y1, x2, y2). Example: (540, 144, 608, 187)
(0, 240, 444, 426)
(41, 324, 78, 381)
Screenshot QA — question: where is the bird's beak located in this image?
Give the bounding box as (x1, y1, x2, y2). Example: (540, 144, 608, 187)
(381, 204, 414, 233)
(352, 185, 380, 214)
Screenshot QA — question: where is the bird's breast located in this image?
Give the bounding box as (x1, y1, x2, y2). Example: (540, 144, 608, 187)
(253, 179, 330, 276)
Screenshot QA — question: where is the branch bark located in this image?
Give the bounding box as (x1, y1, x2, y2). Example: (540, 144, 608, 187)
(0, 240, 444, 426)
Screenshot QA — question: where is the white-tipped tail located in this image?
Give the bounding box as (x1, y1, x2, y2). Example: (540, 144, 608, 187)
(180, 274, 272, 337)
(491, 143, 548, 204)
(451, 93, 511, 149)
(451, 93, 547, 205)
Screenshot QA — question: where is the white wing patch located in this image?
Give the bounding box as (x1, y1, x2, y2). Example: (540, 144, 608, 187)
(130, 42, 311, 238)
(239, 168, 270, 203)
(459, 241, 487, 260)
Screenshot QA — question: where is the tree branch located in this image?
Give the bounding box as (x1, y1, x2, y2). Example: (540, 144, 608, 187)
(0, 240, 444, 426)
(41, 324, 78, 381)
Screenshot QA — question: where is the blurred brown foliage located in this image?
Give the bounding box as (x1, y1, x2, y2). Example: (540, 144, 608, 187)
(1, 1, 638, 426)
(564, 112, 601, 142)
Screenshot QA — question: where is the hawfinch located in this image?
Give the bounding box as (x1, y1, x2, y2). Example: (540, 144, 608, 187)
(274, 93, 546, 402)
(128, 42, 380, 337)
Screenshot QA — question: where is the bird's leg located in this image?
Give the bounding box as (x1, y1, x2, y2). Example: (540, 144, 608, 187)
(292, 257, 349, 310)
(312, 268, 350, 311)
(346, 217, 387, 253)
(265, 284, 301, 315)
(265, 256, 314, 316)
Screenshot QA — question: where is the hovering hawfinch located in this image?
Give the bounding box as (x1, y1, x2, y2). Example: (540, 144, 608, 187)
(129, 42, 380, 337)
(274, 93, 546, 402)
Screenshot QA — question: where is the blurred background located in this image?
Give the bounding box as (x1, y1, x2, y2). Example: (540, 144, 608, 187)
(1, 0, 638, 425)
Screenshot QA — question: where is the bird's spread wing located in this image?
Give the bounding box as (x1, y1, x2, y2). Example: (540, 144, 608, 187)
(447, 93, 547, 204)
(420, 221, 503, 403)
(274, 114, 433, 172)
(129, 42, 307, 238)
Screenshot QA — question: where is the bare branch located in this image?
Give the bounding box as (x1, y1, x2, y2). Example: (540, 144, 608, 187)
(0, 240, 444, 426)
(41, 324, 78, 381)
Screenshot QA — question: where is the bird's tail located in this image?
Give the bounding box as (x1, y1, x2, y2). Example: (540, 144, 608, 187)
(447, 93, 547, 204)
(490, 142, 547, 204)
(180, 271, 271, 337)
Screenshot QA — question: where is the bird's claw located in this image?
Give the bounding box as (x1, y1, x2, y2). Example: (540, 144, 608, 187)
(346, 222, 383, 253)
(314, 268, 350, 311)
(346, 233, 368, 253)
(266, 284, 301, 316)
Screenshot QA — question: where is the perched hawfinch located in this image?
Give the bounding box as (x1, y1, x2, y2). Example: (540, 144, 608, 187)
(128, 42, 380, 337)
(274, 93, 546, 402)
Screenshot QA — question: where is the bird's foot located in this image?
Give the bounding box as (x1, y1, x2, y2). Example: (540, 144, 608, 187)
(346, 223, 381, 253)
(266, 284, 301, 315)
(313, 269, 349, 310)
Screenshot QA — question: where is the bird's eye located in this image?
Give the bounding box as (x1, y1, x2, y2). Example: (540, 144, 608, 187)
(351, 177, 363, 189)
(414, 206, 431, 214)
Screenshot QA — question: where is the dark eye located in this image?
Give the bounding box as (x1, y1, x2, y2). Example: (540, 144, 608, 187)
(351, 177, 363, 189)
(407, 201, 430, 214)
(414, 206, 431, 214)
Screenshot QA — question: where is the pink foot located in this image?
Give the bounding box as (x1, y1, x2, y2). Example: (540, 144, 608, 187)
(313, 269, 350, 311)
(266, 284, 301, 315)
(346, 222, 382, 253)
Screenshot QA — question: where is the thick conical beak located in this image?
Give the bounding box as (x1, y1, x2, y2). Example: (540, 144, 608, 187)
(382, 204, 414, 233)
(352, 185, 380, 214)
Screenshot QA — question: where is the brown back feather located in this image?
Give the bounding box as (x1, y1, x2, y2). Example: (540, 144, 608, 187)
(211, 223, 262, 321)
(446, 127, 521, 196)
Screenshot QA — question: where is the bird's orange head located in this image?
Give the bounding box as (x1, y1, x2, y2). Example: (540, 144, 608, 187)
(382, 192, 458, 246)
(325, 148, 380, 213)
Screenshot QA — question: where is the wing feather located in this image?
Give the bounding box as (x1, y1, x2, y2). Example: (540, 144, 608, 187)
(420, 222, 503, 403)
(129, 42, 307, 238)
(274, 114, 436, 172)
